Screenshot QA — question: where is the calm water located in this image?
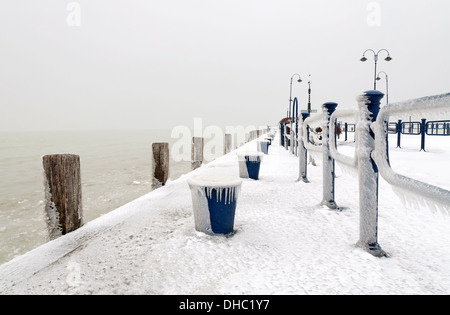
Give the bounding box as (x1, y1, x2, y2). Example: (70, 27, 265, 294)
(0, 129, 191, 265)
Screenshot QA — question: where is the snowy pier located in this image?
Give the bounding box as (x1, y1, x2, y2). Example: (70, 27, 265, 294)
(1, 130, 450, 295)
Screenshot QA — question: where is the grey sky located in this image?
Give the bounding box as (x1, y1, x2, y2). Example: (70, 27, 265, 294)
(0, 0, 449, 131)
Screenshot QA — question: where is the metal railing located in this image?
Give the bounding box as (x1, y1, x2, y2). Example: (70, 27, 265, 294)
(299, 90, 450, 257)
(372, 93, 450, 211)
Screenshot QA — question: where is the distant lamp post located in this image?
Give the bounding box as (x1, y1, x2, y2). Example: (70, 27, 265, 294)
(307, 75, 312, 114)
(360, 49, 392, 90)
(289, 73, 302, 118)
(376, 71, 389, 105)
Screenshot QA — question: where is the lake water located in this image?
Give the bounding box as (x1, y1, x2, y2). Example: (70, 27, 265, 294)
(0, 129, 192, 265)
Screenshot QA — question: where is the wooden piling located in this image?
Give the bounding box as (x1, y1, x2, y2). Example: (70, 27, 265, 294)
(224, 134, 232, 154)
(42, 154, 82, 240)
(191, 137, 204, 169)
(152, 143, 169, 188)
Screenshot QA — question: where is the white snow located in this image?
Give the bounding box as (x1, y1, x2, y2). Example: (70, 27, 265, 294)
(0, 133, 450, 295)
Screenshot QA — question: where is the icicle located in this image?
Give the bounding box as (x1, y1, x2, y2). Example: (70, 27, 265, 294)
(188, 174, 242, 204)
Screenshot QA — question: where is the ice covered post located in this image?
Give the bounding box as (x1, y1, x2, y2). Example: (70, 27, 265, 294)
(321, 102, 339, 209)
(224, 134, 232, 154)
(280, 122, 285, 147)
(356, 90, 387, 257)
(291, 97, 299, 155)
(420, 118, 427, 151)
(396, 119, 402, 148)
(42, 154, 83, 240)
(298, 112, 310, 183)
(191, 137, 204, 169)
(152, 143, 169, 188)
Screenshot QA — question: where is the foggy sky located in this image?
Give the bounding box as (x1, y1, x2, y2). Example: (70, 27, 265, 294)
(1, 0, 449, 131)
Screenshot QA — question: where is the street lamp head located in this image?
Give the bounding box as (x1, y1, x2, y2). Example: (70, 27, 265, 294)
(385, 56, 392, 61)
(376, 76, 381, 81)
(360, 56, 368, 62)
(297, 78, 302, 83)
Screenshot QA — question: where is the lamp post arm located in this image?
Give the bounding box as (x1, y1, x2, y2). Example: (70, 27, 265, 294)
(289, 73, 302, 119)
(362, 49, 376, 57)
(377, 49, 391, 57)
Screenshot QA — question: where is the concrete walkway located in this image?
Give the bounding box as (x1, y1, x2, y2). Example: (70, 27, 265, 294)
(1, 135, 450, 295)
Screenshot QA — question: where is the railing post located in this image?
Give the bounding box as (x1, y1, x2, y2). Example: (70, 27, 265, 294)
(344, 122, 348, 141)
(284, 123, 289, 150)
(289, 120, 295, 154)
(292, 97, 299, 156)
(280, 122, 285, 147)
(321, 102, 339, 209)
(396, 119, 402, 148)
(420, 118, 427, 151)
(298, 112, 310, 183)
(356, 90, 387, 257)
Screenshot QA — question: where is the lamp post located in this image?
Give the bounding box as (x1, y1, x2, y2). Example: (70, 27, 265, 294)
(376, 71, 389, 105)
(360, 49, 392, 90)
(289, 73, 302, 118)
(307, 74, 312, 114)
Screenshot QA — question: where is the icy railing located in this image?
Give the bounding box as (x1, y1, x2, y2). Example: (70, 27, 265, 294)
(303, 112, 324, 153)
(329, 109, 359, 169)
(372, 93, 450, 214)
(300, 91, 450, 257)
(302, 102, 339, 209)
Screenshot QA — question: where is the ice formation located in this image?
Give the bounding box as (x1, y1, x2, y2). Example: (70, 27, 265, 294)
(329, 109, 359, 169)
(372, 92, 450, 214)
(42, 170, 62, 241)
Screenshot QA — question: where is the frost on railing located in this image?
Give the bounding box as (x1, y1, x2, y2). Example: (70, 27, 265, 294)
(303, 113, 323, 153)
(329, 109, 359, 170)
(302, 103, 340, 209)
(298, 91, 450, 258)
(372, 92, 450, 214)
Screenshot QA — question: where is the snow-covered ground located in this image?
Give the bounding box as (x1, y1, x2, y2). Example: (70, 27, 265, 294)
(1, 133, 449, 295)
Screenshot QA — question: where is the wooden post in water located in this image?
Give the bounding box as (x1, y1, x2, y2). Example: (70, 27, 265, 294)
(152, 143, 169, 188)
(42, 154, 82, 240)
(191, 137, 203, 169)
(224, 134, 232, 154)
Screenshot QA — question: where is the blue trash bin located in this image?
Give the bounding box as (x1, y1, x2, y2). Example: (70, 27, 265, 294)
(188, 174, 242, 235)
(257, 140, 270, 154)
(237, 152, 264, 180)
